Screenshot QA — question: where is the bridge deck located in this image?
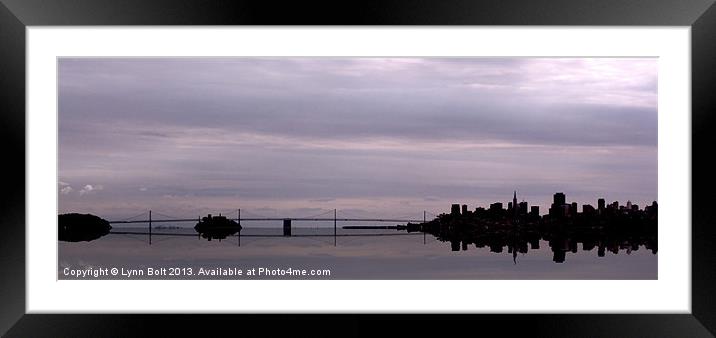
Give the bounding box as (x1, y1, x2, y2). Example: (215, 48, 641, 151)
(109, 231, 422, 237)
(109, 218, 424, 224)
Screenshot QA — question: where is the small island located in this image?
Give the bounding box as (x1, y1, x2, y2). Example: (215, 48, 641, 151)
(194, 214, 242, 241)
(58, 213, 112, 242)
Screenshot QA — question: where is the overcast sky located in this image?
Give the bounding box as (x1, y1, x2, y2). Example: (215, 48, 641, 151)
(58, 58, 657, 220)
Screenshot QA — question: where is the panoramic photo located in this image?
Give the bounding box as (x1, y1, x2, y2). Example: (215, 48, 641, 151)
(57, 57, 657, 280)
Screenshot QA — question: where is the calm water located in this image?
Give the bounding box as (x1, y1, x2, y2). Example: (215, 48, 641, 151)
(58, 224, 657, 280)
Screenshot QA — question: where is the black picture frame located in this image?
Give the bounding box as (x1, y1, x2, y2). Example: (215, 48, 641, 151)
(1, 0, 714, 336)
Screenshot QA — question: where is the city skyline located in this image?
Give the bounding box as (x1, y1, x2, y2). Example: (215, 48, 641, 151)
(58, 57, 658, 219)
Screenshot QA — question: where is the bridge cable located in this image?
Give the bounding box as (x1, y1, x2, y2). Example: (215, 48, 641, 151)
(117, 211, 149, 222)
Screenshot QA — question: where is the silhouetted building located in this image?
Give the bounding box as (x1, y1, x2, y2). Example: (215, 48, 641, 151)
(508, 202, 513, 212)
(490, 202, 503, 212)
(571, 202, 578, 217)
(518, 201, 528, 215)
(554, 192, 566, 206)
(461, 204, 468, 215)
(451, 204, 461, 215)
(512, 191, 518, 217)
(598, 198, 605, 213)
(550, 192, 567, 217)
(530, 206, 539, 216)
(549, 205, 559, 217)
(583, 204, 596, 216)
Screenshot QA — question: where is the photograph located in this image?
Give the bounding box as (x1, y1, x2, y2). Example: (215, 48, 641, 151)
(2, 0, 714, 335)
(57, 57, 658, 280)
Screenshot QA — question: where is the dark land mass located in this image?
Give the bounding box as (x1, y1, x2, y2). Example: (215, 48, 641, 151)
(406, 193, 657, 263)
(58, 213, 112, 242)
(194, 214, 242, 241)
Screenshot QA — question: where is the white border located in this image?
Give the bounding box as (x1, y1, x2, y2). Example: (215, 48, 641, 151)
(27, 27, 690, 313)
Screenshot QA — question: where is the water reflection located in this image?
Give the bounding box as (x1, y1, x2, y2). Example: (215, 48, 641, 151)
(92, 222, 656, 265)
(424, 224, 656, 264)
(58, 226, 658, 279)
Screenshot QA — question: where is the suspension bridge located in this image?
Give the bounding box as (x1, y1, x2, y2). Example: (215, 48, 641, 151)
(105, 209, 440, 246)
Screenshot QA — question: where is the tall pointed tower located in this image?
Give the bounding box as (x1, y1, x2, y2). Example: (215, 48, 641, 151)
(513, 191, 518, 217)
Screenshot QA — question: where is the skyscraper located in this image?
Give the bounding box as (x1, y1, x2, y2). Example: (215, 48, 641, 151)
(550, 192, 567, 217)
(554, 192, 566, 206)
(583, 204, 596, 215)
(519, 201, 528, 215)
(530, 206, 539, 216)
